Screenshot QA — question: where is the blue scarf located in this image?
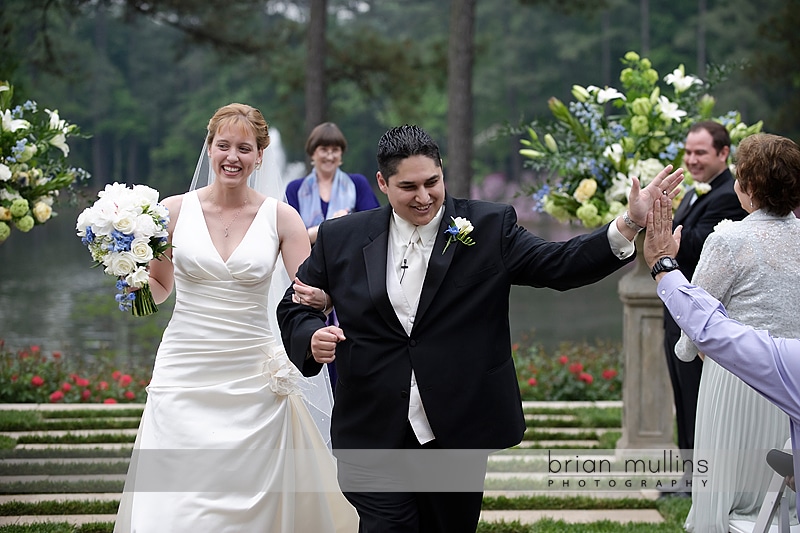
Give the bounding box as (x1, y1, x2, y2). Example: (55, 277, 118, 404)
(297, 168, 357, 228)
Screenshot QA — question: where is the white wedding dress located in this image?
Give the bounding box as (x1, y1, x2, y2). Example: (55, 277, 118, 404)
(114, 191, 357, 533)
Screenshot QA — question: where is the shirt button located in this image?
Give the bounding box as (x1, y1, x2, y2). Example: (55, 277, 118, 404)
(675, 315, 681, 320)
(660, 289, 666, 295)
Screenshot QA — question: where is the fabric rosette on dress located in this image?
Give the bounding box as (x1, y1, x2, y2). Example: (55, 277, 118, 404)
(261, 346, 304, 396)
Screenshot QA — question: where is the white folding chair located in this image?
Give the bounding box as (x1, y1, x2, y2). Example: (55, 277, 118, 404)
(730, 442, 798, 533)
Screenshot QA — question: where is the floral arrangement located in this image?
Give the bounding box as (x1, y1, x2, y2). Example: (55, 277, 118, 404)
(0, 81, 90, 242)
(442, 216, 476, 254)
(513, 336, 622, 401)
(76, 183, 170, 316)
(519, 51, 762, 228)
(0, 340, 149, 404)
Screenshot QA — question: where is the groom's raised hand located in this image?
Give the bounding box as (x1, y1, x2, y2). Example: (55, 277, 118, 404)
(310, 326, 346, 364)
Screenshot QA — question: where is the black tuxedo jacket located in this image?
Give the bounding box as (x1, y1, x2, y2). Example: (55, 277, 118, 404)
(278, 195, 633, 450)
(666, 168, 747, 335)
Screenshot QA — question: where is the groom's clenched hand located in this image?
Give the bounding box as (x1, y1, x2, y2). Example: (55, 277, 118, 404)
(310, 326, 346, 364)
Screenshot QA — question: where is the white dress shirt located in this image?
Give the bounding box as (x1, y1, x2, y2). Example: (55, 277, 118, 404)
(386, 207, 443, 444)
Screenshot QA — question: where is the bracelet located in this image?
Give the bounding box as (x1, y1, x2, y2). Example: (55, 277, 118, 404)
(622, 211, 645, 232)
(321, 291, 330, 314)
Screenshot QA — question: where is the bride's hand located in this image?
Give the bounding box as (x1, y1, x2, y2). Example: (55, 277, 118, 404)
(292, 278, 332, 314)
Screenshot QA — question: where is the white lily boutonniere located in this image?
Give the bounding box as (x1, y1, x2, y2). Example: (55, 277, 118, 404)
(442, 216, 476, 254)
(694, 182, 712, 196)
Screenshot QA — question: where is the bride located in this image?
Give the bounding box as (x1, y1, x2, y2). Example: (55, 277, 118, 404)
(113, 103, 357, 532)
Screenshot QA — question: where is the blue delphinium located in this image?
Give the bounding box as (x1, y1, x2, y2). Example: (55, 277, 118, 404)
(110, 229, 135, 252)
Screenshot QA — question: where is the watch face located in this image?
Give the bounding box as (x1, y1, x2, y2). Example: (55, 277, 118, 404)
(659, 257, 678, 269)
(651, 257, 679, 279)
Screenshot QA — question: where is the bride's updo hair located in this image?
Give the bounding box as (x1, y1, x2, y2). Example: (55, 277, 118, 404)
(206, 103, 271, 151)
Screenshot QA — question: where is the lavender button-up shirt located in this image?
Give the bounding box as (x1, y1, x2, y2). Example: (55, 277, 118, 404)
(658, 270, 800, 510)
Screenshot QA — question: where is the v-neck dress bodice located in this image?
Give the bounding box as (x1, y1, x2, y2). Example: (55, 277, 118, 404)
(114, 190, 357, 533)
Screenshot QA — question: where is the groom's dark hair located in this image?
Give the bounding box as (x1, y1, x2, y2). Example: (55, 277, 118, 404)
(376, 125, 442, 179)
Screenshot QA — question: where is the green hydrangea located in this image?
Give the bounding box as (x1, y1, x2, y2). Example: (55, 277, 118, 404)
(543, 196, 572, 223)
(14, 215, 34, 232)
(576, 203, 602, 228)
(631, 97, 652, 116)
(0, 221, 9, 242)
(630, 115, 650, 135)
(9, 198, 29, 218)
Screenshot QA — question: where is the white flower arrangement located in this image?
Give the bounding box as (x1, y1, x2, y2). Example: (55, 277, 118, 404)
(76, 183, 170, 316)
(0, 81, 89, 242)
(520, 51, 762, 228)
(442, 216, 476, 254)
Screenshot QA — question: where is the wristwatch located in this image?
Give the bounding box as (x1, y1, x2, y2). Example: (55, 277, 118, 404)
(650, 256, 680, 279)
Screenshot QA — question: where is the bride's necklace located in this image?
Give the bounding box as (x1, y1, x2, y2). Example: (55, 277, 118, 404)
(209, 191, 249, 238)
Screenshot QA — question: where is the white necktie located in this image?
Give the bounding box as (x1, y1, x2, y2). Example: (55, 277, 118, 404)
(400, 229, 425, 306)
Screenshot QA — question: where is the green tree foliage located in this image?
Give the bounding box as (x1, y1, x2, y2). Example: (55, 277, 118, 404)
(0, 0, 795, 201)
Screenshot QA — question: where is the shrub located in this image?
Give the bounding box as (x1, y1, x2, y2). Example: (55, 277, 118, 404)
(514, 335, 622, 401)
(0, 340, 150, 403)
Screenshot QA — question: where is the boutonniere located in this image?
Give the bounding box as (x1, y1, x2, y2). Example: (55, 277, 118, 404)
(442, 216, 476, 254)
(694, 182, 712, 196)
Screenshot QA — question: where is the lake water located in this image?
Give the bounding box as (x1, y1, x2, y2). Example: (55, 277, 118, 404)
(0, 204, 626, 359)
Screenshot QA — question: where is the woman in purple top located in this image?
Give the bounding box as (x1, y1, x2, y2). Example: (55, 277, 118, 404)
(286, 122, 380, 393)
(286, 122, 380, 244)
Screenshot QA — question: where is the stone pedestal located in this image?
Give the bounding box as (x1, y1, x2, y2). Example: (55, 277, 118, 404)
(616, 233, 675, 451)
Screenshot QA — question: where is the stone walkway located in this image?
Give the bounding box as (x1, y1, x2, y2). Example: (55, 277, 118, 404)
(0, 401, 671, 528)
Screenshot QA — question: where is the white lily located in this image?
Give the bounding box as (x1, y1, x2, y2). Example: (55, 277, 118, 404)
(49, 133, 70, 156)
(595, 86, 626, 104)
(664, 66, 702, 93)
(602, 143, 624, 166)
(1, 109, 30, 133)
(45, 109, 66, 131)
(656, 96, 687, 122)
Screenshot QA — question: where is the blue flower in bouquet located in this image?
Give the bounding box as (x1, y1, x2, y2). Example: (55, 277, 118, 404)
(76, 183, 171, 316)
(0, 81, 90, 242)
(520, 51, 763, 228)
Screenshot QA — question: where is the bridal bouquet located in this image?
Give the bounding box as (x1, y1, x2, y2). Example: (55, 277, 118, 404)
(76, 183, 170, 316)
(0, 81, 90, 242)
(520, 51, 762, 228)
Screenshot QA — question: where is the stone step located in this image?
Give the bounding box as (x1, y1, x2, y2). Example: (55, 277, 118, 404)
(0, 493, 121, 504)
(0, 474, 126, 483)
(0, 404, 145, 411)
(517, 440, 600, 448)
(2, 458, 129, 465)
(0, 514, 117, 526)
(480, 509, 664, 524)
(14, 443, 133, 450)
(2, 428, 138, 439)
(524, 413, 577, 422)
(524, 427, 615, 435)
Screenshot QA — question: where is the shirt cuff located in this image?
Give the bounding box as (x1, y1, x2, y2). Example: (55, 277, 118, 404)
(607, 220, 635, 260)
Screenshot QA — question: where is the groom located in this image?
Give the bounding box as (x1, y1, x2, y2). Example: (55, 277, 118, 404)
(278, 125, 684, 532)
